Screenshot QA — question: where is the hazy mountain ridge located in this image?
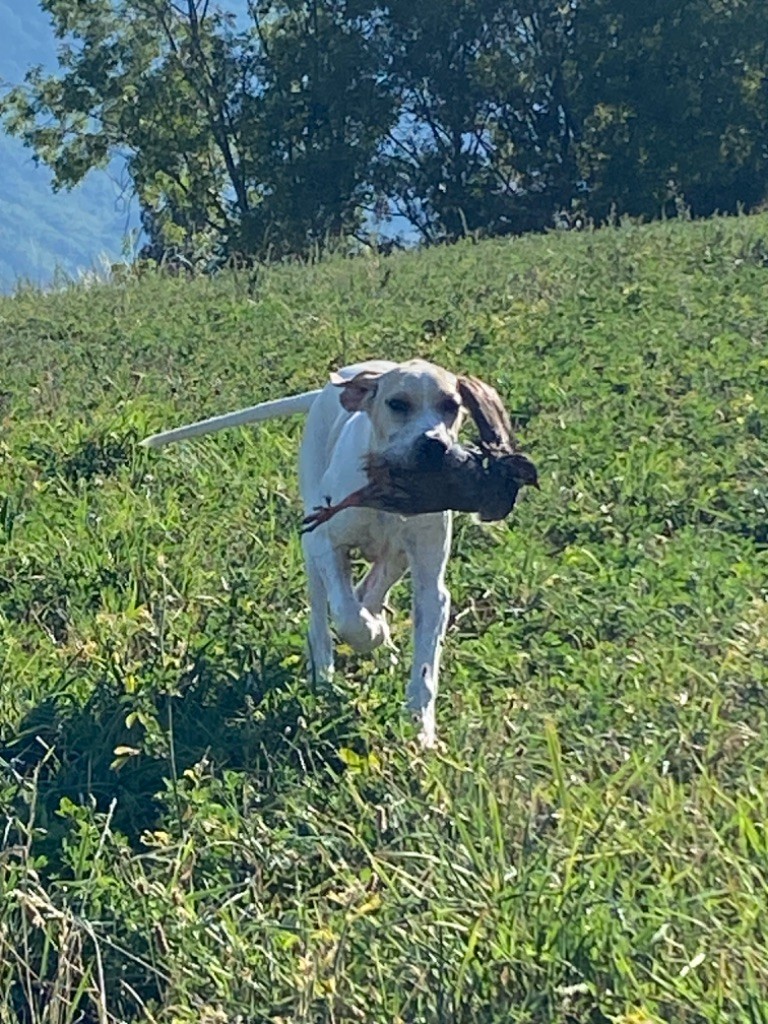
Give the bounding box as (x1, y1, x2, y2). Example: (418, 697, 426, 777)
(0, 0, 140, 292)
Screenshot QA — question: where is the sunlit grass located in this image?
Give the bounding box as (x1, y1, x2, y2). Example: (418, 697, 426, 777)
(1, 214, 767, 1022)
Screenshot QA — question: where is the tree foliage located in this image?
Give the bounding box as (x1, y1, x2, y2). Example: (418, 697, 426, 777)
(371, 0, 579, 242)
(571, 0, 768, 221)
(2, 0, 767, 261)
(2, 0, 394, 263)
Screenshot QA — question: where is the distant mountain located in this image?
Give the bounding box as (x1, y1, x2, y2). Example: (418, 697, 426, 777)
(0, 0, 141, 292)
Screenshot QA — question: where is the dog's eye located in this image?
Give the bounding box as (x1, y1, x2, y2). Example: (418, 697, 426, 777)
(439, 397, 460, 417)
(386, 397, 411, 415)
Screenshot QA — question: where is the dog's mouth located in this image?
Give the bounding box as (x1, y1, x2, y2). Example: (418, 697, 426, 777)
(375, 438, 455, 474)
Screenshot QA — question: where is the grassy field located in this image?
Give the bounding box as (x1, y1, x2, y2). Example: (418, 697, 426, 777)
(1, 214, 767, 1023)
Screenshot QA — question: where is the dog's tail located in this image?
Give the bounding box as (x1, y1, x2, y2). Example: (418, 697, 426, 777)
(140, 389, 322, 448)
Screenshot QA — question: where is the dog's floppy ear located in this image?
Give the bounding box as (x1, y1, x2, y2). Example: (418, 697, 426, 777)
(331, 369, 383, 413)
(457, 375, 515, 451)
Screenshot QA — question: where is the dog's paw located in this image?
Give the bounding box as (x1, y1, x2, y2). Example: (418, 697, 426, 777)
(406, 713, 445, 752)
(417, 721, 438, 749)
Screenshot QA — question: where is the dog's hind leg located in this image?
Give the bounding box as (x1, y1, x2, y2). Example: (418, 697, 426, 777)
(355, 552, 408, 615)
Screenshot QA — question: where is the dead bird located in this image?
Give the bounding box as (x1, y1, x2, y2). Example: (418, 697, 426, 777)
(300, 442, 539, 532)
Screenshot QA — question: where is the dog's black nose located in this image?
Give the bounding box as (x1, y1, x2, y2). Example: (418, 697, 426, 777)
(416, 434, 449, 469)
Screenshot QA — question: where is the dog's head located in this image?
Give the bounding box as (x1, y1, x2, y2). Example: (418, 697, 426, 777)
(332, 360, 516, 470)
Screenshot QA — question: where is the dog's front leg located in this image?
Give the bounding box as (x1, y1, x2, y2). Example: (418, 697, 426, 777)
(405, 513, 453, 748)
(303, 531, 390, 658)
(303, 546, 334, 682)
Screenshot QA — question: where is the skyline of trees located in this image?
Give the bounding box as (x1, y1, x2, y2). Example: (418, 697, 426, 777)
(3, 0, 767, 265)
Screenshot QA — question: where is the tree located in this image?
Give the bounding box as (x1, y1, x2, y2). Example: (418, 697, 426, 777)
(570, 0, 768, 220)
(2, 0, 395, 262)
(373, 0, 579, 243)
(375, 0, 768, 240)
(238, 0, 395, 257)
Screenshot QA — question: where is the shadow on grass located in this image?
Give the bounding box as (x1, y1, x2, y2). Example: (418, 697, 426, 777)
(2, 646, 355, 860)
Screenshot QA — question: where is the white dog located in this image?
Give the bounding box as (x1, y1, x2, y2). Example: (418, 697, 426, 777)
(143, 359, 513, 747)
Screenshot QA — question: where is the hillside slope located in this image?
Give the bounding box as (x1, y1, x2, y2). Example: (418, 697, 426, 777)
(1, 217, 767, 1022)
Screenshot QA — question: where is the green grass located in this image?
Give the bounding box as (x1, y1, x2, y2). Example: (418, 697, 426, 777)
(1, 215, 767, 1023)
